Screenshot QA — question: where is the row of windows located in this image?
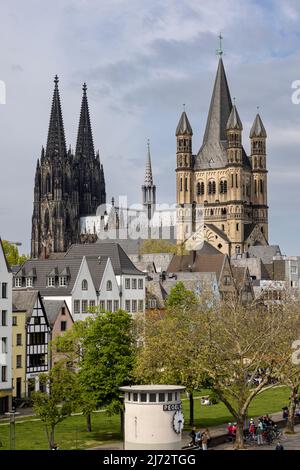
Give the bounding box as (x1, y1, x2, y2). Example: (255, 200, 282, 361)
(15, 277, 144, 292)
(125, 278, 144, 289)
(29, 354, 46, 368)
(197, 180, 228, 195)
(29, 332, 46, 346)
(74, 299, 96, 314)
(127, 391, 179, 402)
(75, 299, 143, 314)
(180, 178, 234, 194)
(125, 299, 144, 313)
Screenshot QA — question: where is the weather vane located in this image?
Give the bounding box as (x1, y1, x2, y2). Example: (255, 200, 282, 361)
(216, 33, 223, 57)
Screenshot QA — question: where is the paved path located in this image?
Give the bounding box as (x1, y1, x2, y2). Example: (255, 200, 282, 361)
(214, 424, 300, 450)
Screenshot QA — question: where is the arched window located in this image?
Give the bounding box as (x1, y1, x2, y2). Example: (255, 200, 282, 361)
(197, 181, 204, 196)
(220, 180, 227, 194)
(106, 280, 112, 291)
(208, 180, 216, 195)
(82, 279, 88, 291)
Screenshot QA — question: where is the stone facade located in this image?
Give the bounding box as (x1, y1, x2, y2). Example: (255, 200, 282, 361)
(31, 78, 106, 259)
(176, 58, 268, 256)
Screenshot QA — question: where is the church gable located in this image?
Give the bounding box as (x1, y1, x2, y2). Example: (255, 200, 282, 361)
(244, 224, 268, 248)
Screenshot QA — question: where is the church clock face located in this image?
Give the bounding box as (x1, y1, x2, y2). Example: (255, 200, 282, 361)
(172, 410, 184, 434)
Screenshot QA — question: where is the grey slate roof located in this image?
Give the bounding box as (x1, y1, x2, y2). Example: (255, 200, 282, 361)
(176, 111, 193, 136)
(85, 255, 108, 291)
(194, 58, 251, 170)
(12, 289, 39, 320)
(226, 105, 243, 130)
(247, 245, 282, 265)
(129, 253, 175, 273)
(14, 258, 83, 296)
(43, 299, 68, 326)
(249, 113, 267, 138)
(65, 242, 144, 275)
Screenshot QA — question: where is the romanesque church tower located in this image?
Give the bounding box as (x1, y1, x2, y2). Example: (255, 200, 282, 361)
(176, 57, 268, 256)
(31, 77, 106, 258)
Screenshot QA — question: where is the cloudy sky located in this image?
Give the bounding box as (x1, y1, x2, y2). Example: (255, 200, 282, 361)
(1, 0, 300, 254)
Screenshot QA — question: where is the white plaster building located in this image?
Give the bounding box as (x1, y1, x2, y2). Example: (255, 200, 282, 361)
(0, 239, 12, 413)
(14, 243, 146, 320)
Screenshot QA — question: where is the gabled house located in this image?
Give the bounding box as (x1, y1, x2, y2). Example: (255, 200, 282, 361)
(14, 243, 146, 318)
(12, 290, 51, 398)
(166, 242, 237, 299)
(43, 299, 73, 364)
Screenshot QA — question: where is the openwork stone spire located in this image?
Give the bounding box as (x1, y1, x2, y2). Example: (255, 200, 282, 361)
(144, 139, 153, 186)
(75, 83, 95, 159)
(46, 75, 67, 158)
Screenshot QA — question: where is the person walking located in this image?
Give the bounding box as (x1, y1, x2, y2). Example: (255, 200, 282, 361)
(257, 419, 264, 446)
(201, 429, 211, 451)
(188, 426, 196, 447)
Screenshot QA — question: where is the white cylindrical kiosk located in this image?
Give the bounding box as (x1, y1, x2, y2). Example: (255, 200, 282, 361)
(119, 385, 185, 450)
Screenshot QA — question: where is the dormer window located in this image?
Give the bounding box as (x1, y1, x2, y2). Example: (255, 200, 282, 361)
(26, 277, 33, 288)
(59, 276, 67, 287)
(15, 278, 22, 288)
(47, 277, 55, 287)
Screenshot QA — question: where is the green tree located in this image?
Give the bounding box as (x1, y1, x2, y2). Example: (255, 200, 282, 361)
(135, 284, 201, 426)
(54, 309, 135, 432)
(32, 361, 77, 449)
(276, 301, 300, 433)
(165, 281, 198, 310)
(2, 240, 28, 266)
(140, 239, 178, 254)
(135, 295, 299, 449)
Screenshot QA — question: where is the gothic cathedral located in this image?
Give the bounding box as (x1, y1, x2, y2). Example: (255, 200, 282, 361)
(176, 57, 268, 256)
(31, 77, 106, 258)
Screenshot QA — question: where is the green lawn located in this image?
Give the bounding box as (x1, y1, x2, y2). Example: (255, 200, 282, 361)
(0, 411, 122, 450)
(182, 386, 290, 429)
(0, 386, 290, 449)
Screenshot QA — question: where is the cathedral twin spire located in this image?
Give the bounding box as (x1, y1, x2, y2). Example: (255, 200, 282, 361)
(46, 75, 67, 158)
(31, 77, 106, 258)
(75, 82, 95, 159)
(46, 77, 97, 161)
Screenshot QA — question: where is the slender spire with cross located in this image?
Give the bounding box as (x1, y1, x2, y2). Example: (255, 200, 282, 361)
(144, 139, 153, 186)
(216, 33, 223, 57)
(142, 138, 156, 220)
